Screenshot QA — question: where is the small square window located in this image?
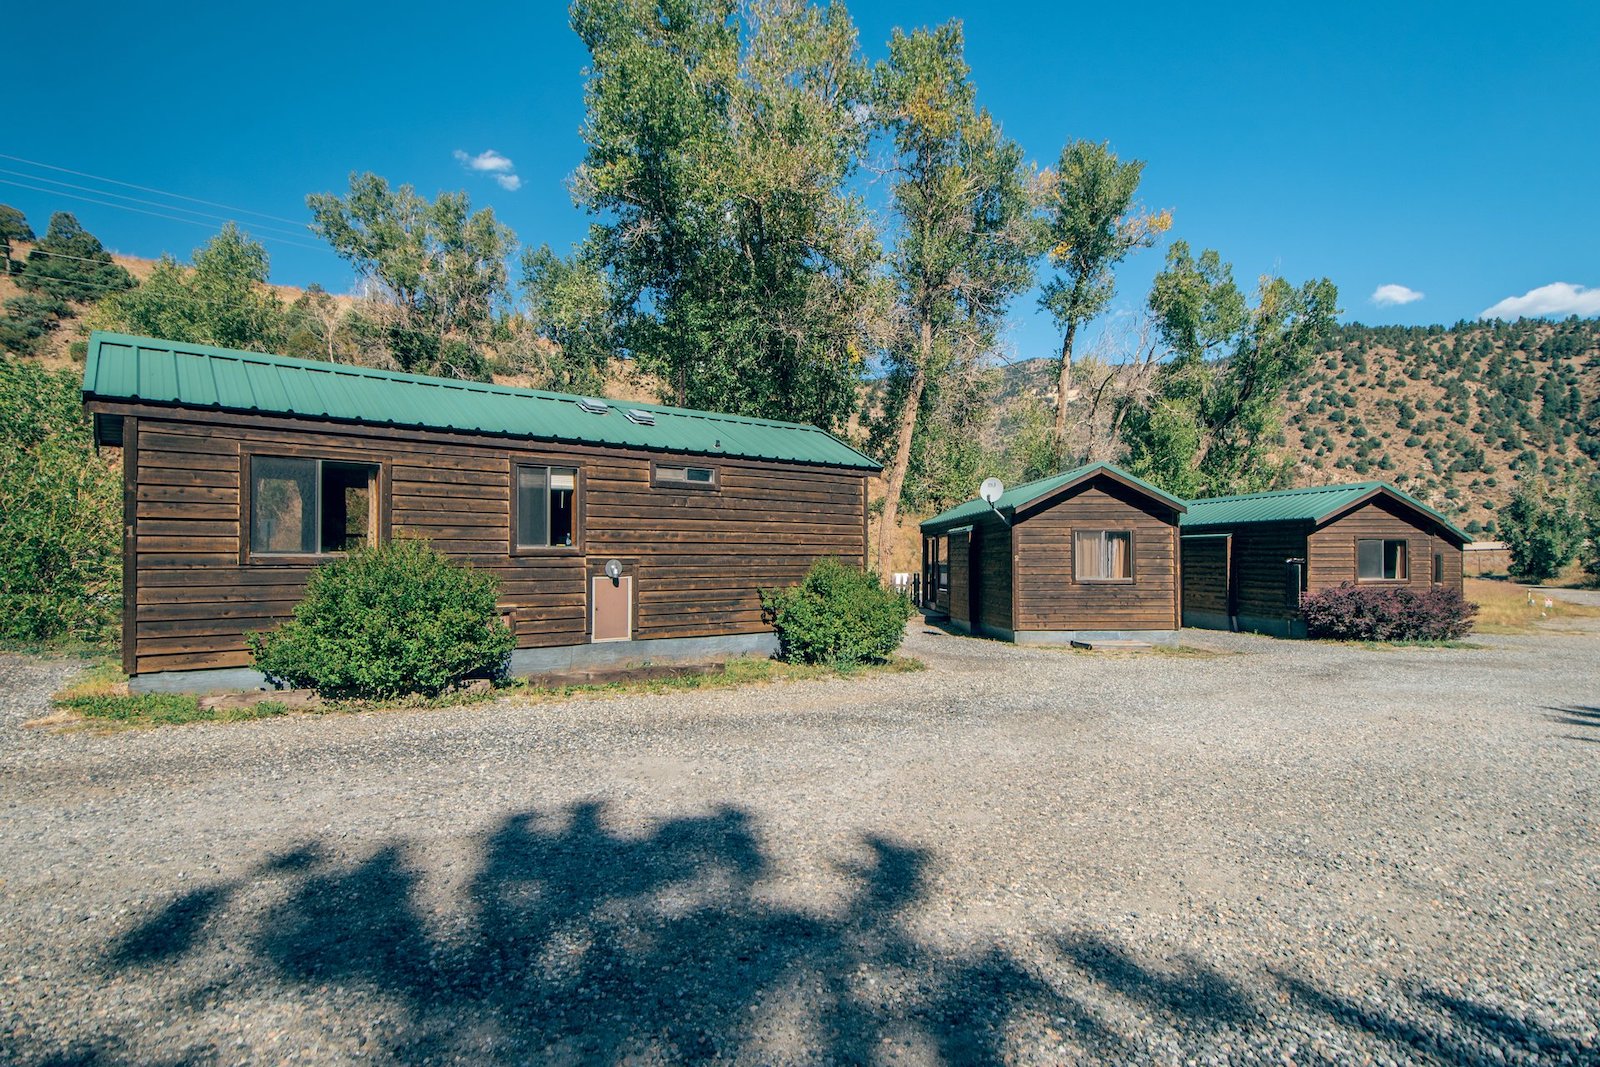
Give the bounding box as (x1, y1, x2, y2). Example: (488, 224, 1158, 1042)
(1357, 538, 1408, 581)
(516, 465, 579, 549)
(1074, 530, 1133, 581)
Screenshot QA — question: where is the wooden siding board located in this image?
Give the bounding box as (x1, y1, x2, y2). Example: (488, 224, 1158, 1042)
(124, 410, 868, 672)
(1011, 479, 1180, 632)
(1308, 497, 1465, 595)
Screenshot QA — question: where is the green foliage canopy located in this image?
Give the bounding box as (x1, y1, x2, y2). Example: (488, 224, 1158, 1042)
(1120, 241, 1338, 498)
(517, 244, 619, 394)
(94, 223, 287, 351)
(1037, 140, 1167, 463)
(0, 359, 121, 642)
(1499, 479, 1583, 582)
(570, 0, 881, 429)
(869, 21, 1035, 567)
(308, 173, 513, 378)
(1, 213, 132, 355)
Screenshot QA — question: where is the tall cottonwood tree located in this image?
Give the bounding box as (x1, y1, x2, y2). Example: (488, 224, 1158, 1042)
(1036, 140, 1168, 466)
(308, 173, 514, 379)
(569, 0, 882, 429)
(1120, 241, 1338, 497)
(871, 21, 1034, 577)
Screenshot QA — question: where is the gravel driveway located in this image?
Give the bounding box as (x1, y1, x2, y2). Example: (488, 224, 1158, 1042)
(2, 621, 1597, 1066)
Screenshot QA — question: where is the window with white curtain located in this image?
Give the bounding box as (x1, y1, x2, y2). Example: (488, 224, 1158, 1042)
(1074, 529, 1133, 581)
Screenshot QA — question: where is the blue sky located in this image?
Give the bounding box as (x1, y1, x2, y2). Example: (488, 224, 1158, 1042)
(7, 1, 1598, 362)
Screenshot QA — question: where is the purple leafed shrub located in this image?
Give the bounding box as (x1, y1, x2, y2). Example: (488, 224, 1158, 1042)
(1300, 584, 1478, 642)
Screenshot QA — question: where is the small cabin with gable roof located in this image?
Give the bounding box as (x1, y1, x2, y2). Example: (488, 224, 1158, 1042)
(1179, 480, 1469, 637)
(919, 462, 1187, 644)
(80, 332, 880, 691)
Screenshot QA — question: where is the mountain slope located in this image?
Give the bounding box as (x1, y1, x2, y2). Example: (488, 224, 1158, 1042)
(997, 317, 1600, 534)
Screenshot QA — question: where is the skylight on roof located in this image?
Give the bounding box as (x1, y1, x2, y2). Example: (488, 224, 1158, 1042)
(623, 408, 655, 426)
(576, 398, 611, 415)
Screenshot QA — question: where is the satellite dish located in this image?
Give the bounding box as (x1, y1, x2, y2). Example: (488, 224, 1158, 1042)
(604, 559, 623, 582)
(979, 478, 1005, 505)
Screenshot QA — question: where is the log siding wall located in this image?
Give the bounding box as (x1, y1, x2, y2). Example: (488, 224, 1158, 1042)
(114, 408, 869, 676)
(1010, 481, 1180, 632)
(1308, 497, 1464, 595)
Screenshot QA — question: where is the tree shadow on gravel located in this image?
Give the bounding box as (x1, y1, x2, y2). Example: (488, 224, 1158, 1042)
(73, 801, 1596, 1066)
(1543, 704, 1600, 741)
(1274, 971, 1596, 1065)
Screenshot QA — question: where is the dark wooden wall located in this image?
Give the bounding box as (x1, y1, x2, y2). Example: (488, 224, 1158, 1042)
(107, 406, 869, 675)
(1179, 536, 1229, 618)
(1011, 479, 1180, 632)
(974, 519, 1013, 634)
(947, 530, 970, 626)
(1223, 522, 1310, 622)
(1309, 496, 1464, 594)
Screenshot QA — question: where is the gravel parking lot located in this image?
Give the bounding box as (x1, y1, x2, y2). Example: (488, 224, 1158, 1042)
(2, 620, 1597, 1066)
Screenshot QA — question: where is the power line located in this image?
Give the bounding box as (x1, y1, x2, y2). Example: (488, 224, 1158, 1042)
(0, 152, 308, 227)
(0, 167, 316, 243)
(0, 178, 327, 253)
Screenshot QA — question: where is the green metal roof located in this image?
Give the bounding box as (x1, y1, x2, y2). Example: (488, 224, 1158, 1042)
(1181, 480, 1470, 542)
(920, 462, 1186, 534)
(81, 332, 880, 471)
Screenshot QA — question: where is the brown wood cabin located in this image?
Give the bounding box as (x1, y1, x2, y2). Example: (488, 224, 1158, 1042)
(1179, 481, 1469, 637)
(918, 463, 1187, 643)
(81, 332, 879, 692)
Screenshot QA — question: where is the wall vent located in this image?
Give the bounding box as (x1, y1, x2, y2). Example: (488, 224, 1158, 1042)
(576, 397, 611, 415)
(623, 408, 656, 426)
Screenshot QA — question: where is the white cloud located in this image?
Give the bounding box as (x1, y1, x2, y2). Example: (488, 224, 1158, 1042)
(1371, 283, 1424, 306)
(453, 149, 521, 192)
(453, 149, 515, 173)
(1480, 282, 1600, 320)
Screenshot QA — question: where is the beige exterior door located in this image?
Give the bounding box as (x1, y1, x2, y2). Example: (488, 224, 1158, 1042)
(592, 575, 633, 642)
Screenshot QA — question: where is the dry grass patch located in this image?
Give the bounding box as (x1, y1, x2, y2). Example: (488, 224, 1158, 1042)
(510, 654, 925, 705)
(1466, 579, 1600, 634)
(38, 655, 926, 731)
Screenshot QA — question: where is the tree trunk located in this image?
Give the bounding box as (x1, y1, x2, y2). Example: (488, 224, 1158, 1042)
(1053, 317, 1078, 468)
(875, 321, 931, 581)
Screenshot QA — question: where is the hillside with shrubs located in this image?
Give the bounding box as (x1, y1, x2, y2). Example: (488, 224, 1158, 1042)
(998, 317, 1600, 538)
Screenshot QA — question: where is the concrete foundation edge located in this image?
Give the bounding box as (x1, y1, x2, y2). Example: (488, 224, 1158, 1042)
(130, 632, 781, 694)
(1013, 629, 1180, 646)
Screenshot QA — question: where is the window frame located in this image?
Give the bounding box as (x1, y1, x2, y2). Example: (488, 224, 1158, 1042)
(651, 460, 720, 492)
(240, 453, 384, 565)
(1072, 528, 1136, 584)
(1356, 537, 1409, 582)
(509, 459, 585, 556)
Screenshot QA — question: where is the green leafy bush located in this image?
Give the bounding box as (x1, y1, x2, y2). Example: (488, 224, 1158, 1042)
(0, 359, 121, 642)
(248, 539, 514, 698)
(760, 558, 912, 668)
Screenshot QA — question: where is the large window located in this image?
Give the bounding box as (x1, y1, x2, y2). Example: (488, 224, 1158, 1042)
(515, 465, 578, 549)
(249, 457, 378, 557)
(1074, 529, 1133, 581)
(1357, 538, 1408, 581)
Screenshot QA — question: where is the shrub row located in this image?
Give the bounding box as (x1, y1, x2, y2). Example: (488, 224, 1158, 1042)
(1300, 584, 1477, 642)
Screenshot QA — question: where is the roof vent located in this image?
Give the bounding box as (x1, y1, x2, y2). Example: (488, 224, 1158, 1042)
(576, 397, 611, 415)
(623, 408, 655, 427)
